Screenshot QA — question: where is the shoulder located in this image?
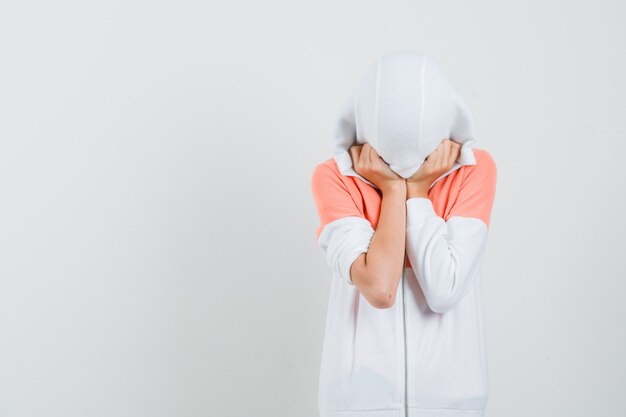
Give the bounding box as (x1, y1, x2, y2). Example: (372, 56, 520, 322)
(311, 158, 348, 192)
(311, 157, 341, 179)
(310, 158, 366, 238)
(310, 157, 364, 212)
(472, 148, 496, 171)
(448, 148, 497, 227)
(466, 148, 497, 183)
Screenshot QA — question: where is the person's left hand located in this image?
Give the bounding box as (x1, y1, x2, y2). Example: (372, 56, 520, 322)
(407, 139, 462, 187)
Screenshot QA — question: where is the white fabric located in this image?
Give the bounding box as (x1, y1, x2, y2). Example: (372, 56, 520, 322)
(318, 212, 490, 416)
(405, 197, 489, 312)
(332, 51, 477, 189)
(317, 216, 375, 286)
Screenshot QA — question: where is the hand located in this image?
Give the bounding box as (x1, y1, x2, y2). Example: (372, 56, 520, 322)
(406, 139, 462, 197)
(349, 143, 405, 193)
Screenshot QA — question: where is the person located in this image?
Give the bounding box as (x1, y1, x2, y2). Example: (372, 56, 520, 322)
(310, 51, 497, 417)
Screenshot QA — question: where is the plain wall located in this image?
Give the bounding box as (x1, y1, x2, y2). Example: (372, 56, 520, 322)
(1, 1, 625, 416)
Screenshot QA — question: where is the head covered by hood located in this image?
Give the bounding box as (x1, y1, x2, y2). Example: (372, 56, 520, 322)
(332, 51, 478, 189)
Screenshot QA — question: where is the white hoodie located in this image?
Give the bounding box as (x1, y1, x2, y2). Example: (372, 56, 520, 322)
(332, 51, 478, 188)
(311, 51, 498, 417)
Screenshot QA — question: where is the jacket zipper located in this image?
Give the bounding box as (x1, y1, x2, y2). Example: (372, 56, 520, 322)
(401, 252, 408, 416)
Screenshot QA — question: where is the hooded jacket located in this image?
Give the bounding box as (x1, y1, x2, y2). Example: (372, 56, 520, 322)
(311, 51, 497, 417)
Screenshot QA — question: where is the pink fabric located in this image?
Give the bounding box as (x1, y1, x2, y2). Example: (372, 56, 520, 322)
(311, 148, 497, 270)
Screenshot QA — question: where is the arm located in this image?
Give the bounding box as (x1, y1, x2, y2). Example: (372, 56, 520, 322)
(349, 182, 406, 308)
(405, 151, 497, 313)
(311, 163, 406, 309)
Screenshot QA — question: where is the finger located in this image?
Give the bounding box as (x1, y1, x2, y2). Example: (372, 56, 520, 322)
(348, 145, 359, 162)
(448, 147, 457, 167)
(444, 140, 455, 167)
(369, 145, 380, 164)
(443, 139, 455, 167)
(350, 145, 363, 153)
(349, 145, 362, 152)
(349, 146, 362, 169)
(370, 146, 386, 170)
(451, 142, 462, 164)
(424, 147, 436, 163)
(362, 143, 373, 167)
(433, 141, 446, 169)
(426, 140, 444, 164)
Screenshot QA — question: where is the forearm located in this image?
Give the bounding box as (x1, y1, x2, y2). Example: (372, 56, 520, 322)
(404, 205, 488, 312)
(404, 175, 490, 313)
(401, 150, 496, 313)
(359, 183, 406, 295)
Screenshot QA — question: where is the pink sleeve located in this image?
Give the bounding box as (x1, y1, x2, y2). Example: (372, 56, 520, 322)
(311, 162, 375, 286)
(447, 150, 497, 228)
(311, 163, 366, 240)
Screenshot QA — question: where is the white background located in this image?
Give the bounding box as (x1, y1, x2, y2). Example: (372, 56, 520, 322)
(1, 1, 625, 416)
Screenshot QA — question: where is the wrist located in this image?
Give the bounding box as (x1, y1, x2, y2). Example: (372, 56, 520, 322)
(380, 180, 406, 196)
(406, 180, 430, 199)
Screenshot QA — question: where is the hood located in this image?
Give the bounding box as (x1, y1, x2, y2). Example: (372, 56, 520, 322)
(331, 51, 478, 189)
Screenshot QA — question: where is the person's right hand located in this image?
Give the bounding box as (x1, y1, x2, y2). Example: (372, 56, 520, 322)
(349, 143, 405, 193)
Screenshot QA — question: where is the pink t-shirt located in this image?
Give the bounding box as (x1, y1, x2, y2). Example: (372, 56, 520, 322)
(311, 148, 497, 270)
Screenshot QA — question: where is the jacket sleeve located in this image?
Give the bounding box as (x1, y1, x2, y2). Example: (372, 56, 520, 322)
(405, 151, 497, 313)
(311, 163, 375, 286)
